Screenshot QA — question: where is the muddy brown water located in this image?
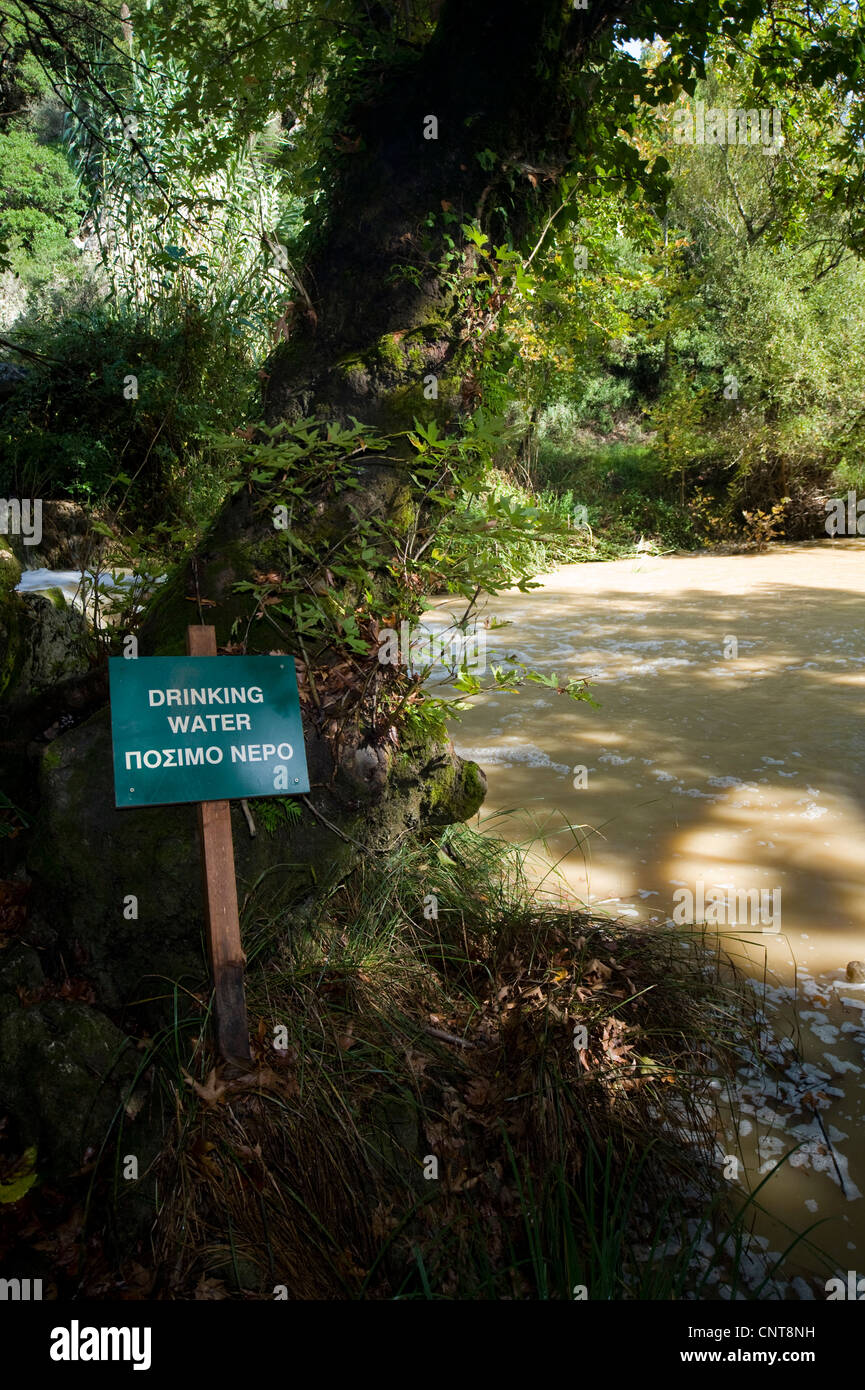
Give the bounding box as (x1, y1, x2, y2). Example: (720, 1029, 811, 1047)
(428, 539, 865, 1288)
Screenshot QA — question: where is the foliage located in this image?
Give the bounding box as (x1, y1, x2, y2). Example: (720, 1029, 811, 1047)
(247, 798, 302, 836)
(219, 413, 595, 735)
(134, 820, 780, 1299)
(741, 497, 790, 551)
(480, 32, 865, 544)
(0, 790, 29, 839)
(0, 302, 256, 523)
(0, 128, 83, 282)
(63, 40, 302, 350)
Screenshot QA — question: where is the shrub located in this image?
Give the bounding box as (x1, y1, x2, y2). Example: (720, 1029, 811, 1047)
(0, 303, 256, 527)
(0, 129, 83, 283)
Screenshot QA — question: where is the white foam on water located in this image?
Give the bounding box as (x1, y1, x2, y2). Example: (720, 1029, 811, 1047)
(453, 744, 571, 775)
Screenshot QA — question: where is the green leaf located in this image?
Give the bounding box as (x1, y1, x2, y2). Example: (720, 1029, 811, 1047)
(0, 1147, 39, 1205)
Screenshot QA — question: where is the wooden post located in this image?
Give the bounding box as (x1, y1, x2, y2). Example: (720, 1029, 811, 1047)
(187, 625, 252, 1068)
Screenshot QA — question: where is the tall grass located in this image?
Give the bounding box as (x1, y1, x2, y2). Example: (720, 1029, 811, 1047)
(79, 820, 830, 1299)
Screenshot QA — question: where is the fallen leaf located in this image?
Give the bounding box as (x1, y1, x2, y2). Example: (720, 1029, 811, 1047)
(183, 1068, 226, 1106)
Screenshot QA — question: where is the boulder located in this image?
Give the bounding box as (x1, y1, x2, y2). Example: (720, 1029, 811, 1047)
(0, 997, 140, 1179)
(4, 500, 116, 570)
(0, 362, 29, 400)
(845, 960, 865, 984)
(0, 542, 23, 698)
(0, 940, 45, 995)
(3, 589, 89, 701)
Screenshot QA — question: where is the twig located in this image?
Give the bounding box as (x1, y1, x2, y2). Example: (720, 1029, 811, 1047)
(0, 336, 61, 364)
(299, 794, 375, 854)
(422, 1025, 477, 1048)
(240, 799, 257, 838)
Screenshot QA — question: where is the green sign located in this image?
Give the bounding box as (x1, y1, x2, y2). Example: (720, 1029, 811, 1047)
(108, 655, 310, 808)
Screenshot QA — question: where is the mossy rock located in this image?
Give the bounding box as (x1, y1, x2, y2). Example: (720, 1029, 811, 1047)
(0, 590, 23, 700)
(422, 755, 486, 827)
(0, 999, 140, 1180)
(2, 591, 89, 702)
(0, 543, 21, 594)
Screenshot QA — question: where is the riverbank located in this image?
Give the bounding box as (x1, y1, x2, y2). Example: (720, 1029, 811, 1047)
(0, 821, 794, 1299)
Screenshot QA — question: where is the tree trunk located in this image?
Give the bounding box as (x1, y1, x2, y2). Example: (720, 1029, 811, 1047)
(141, 0, 624, 654)
(25, 1, 634, 1017)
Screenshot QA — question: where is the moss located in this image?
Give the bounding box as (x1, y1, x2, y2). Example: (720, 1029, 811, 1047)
(385, 480, 417, 534)
(140, 573, 195, 655)
(423, 755, 486, 826)
(371, 332, 407, 375)
(375, 375, 461, 436)
(0, 544, 21, 594)
(41, 587, 68, 611)
(0, 593, 23, 700)
(141, 536, 265, 656)
(458, 759, 486, 815)
(41, 745, 62, 772)
(425, 760, 456, 810)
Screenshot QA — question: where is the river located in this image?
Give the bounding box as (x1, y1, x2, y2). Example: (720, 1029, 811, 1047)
(431, 539, 865, 1288)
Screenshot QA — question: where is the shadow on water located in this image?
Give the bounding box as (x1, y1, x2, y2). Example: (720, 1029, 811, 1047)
(444, 543, 865, 1279)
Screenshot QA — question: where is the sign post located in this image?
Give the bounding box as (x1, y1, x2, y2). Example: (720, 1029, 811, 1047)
(107, 628, 310, 1070)
(187, 624, 251, 1068)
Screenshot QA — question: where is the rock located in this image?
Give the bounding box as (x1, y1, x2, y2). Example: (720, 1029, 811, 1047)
(0, 545, 23, 700)
(2, 590, 89, 703)
(0, 548, 89, 706)
(0, 941, 45, 995)
(4, 500, 116, 570)
(0, 542, 21, 593)
(0, 999, 139, 1178)
(845, 960, 865, 983)
(0, 362, 29, 400)
(206, 1255, 266, 1294)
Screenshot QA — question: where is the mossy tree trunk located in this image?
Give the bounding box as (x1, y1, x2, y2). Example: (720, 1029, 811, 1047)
(133, 1, 636, 875)
(141, 0, 624, 656)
